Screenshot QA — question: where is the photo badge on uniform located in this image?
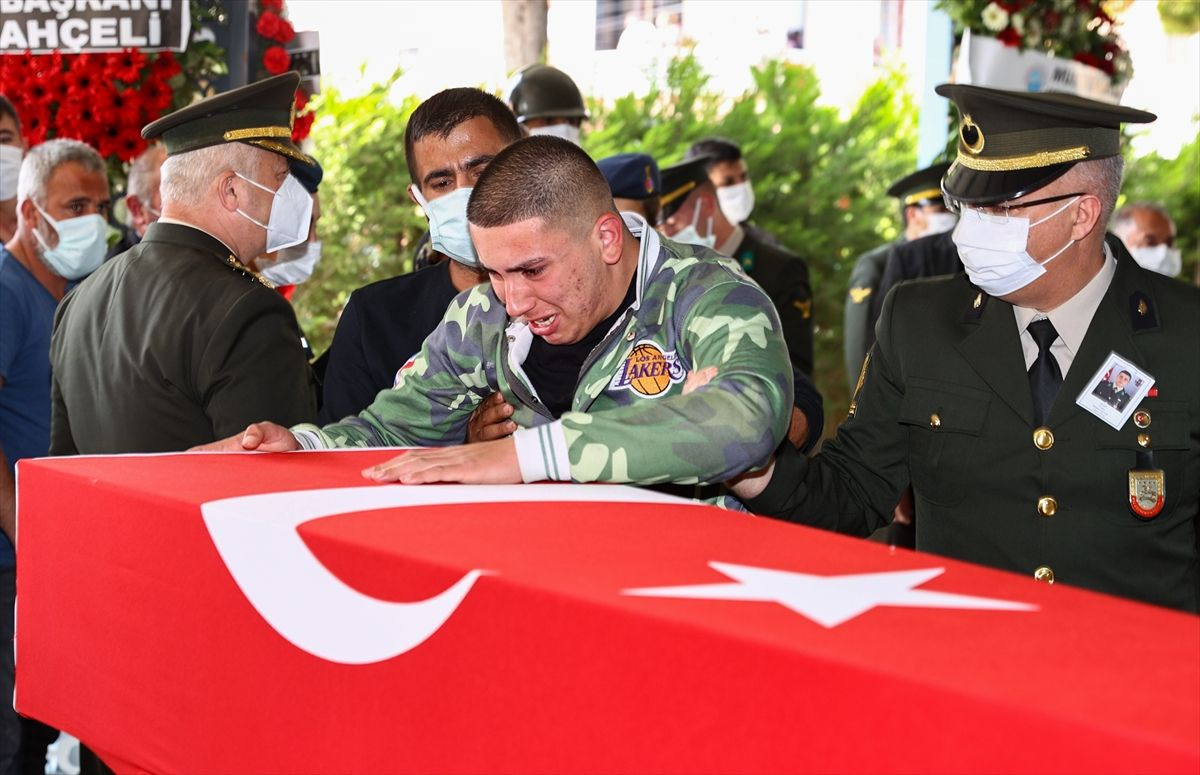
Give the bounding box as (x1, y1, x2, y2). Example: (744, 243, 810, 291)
(1075, 351, 1155, 431)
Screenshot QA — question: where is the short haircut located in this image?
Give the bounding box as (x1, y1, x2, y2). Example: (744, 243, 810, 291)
(685, 136, 742, 174)
(467, 135, 616, 237)
(1112, 200, 1174, 233)
(1118, 370, 1131, 379)
(0, 94, 18, 128)
(403, 87, 523, 184)
(127, 143, 167, 202)
(16, 138, 105, 207)
(159, 142, 262, 208)
(1069, 155, 1124, 227)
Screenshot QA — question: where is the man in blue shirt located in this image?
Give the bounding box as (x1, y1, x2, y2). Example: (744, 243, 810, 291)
(0, 138, 111, 773)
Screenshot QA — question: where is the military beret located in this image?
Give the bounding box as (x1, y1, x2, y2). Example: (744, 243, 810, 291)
(597, 153, 660, 201)
(886, 162, 951, 206)
(289, 155, 322, 193)
(142, 72, 314, 166)
(659, 155, 712, 220)
(936, 83, 1154, 205)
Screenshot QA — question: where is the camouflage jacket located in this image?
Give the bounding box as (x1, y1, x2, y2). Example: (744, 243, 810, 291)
(292, 215, 793, 485)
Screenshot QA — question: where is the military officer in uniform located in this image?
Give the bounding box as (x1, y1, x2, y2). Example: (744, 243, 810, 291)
(1092, 369, 1133, 410)
(50, 72, 318, 455)
(733, 85, 1199, 613)
(658, 156, 815, 377)
(844, 162, 952, 391)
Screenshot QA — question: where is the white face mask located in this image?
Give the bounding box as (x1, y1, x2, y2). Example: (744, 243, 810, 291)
(235, 172, 314, 253)
(951, 196, 1079, 297)
(527, 123, 582, 146)
(1129, 244, 1182, 277)
(410, 185, 480, 267)
(259, 240, 322, 286)
(0, 144, 21, 200)
(918, 211, 958, 239)
(671, 197, 716, 250)
(716, 181, 755, 223)
(32, 202, 109, 280)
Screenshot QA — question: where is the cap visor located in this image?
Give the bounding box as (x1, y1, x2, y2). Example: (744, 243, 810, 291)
(943, 161, 1075, 205)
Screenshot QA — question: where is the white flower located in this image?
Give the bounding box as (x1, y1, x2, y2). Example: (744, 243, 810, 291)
(1011, 13, 1025, 35)
(982, 2, 1011, 32)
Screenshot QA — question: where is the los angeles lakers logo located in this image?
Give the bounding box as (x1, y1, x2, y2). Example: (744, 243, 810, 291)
(610, 341, 686, 398)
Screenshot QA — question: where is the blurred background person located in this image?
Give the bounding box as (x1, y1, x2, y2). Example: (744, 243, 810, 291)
(597, 152, 661, 226)
(0, 95, 23, 244)
(685, 136, 784, 250)
(507, 63, 588, 145)
(659, 155, 814, 377)
(844, 162, 952, 390)
(1112, 201, 1180, 276)
(106, 142, 167, 259)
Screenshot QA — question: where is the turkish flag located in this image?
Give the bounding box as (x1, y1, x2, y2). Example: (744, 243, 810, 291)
(14, 451, 1200, 774)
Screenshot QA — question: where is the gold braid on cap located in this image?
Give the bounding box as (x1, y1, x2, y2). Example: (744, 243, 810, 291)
(660, 180, 698, 207)
(223, 126, 294, 141)
(903, 187, 943, 206)
(954, 145, 1092, 171)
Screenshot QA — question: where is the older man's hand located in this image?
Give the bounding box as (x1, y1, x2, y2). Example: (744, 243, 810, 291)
(190, 422, 300, 452)
(362, 437, 521, 484)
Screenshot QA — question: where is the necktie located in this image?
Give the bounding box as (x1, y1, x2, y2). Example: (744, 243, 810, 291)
(1027, 318, 1062, 427)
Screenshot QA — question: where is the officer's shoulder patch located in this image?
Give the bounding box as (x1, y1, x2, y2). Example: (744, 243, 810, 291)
(962, 289, 989, 322)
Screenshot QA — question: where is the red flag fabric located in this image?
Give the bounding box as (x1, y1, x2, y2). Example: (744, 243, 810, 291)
(14, 450, 1200, 774)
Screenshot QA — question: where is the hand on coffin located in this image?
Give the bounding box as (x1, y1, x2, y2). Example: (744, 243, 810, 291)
(362, 437, 521, 484)
(190, 422, 300, 453)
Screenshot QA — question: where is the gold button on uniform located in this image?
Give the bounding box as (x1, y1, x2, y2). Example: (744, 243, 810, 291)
(1037, 496, 1057, 517)
(1137, 433, 1151, 448)
(929, 413, 941, 429)
(1134, 410, 1151, 428)
(1032, 427, 1054, 450)
(1033, 566, 1055, 584)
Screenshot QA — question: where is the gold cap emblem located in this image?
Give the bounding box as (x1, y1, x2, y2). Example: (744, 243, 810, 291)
(960, 114, 985, 155)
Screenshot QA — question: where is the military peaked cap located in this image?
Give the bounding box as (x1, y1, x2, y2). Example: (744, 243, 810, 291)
(142, 72, 314, 165)
(659, 155, 712, 220)
(936, 83, 1154, 205)
(887, 162, 952, 206)
(598, 153, 660, 201)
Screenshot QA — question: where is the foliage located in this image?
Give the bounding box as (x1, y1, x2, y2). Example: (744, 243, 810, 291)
(290, 71, 427, 350)
(1120, 127, 1200, 282)
(584, 54, 918, 429)
(1157, 0, 1200, 36)
(937, 0, 1133, 82)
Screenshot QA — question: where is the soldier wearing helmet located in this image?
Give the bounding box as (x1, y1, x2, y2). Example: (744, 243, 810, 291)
(507, 63, 588, 146)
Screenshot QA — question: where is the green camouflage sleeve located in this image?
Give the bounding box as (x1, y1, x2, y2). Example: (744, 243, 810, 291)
(552, 276, 792, 485)
(291, 287, 497, 449)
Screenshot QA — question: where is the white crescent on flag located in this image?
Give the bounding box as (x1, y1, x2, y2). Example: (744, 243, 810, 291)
(201, 484, 686, 665)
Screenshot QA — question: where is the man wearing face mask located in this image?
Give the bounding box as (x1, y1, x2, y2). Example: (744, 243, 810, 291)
(507, 63, 587, 146)
(732, 85, 1200, 613)
(49, 72, 317, 458)
(106, 143, 168, 259)
(0, 95, 23, 244)
(250, 156, 323, 299)
(0, 137, 109, 774)
(318, 88, 522, 424)
(1112, 202, 1181, 277)
(685, 137, 787, 251)
(844, 162, 953, 391)
(659, 156, 815, 378)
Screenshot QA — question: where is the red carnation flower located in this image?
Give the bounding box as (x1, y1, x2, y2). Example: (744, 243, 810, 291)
(256, 10, 282, 40)
(293, 89, 308, 111)
(996, 26, 1022, 47)
(116, 128, 147, 162)
(151, 51, 182, 80)
(107, 48, 147, 85)
(260, 0, 284, 10)
(140, 78, 174, 113)
(22, 106, 52, 146)
(64, 68, 98, 98)
(275, 17, 295, 43)
(263, 45, 291, 75)
(291, 110, 314, 143)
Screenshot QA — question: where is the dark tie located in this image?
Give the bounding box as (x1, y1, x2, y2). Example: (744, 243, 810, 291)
(1027, 318, 1062, 427)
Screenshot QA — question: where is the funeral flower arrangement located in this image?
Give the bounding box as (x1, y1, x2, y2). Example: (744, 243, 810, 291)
(938, 0, 1133, 84)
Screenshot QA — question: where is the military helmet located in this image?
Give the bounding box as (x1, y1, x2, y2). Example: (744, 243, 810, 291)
(508, 64, 588, 123)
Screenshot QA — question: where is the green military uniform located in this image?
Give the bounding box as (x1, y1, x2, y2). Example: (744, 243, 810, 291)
(729, 227, 814, 377)
(50, 224, 317, 453)
(49, 72, 318, 454)
(292, 216, 794, 486)
(746, 85, 1199, 612)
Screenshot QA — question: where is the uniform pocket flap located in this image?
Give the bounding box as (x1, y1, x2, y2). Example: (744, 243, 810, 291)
(1093, 400, 1190, 450)
(898, 378, 991, 435)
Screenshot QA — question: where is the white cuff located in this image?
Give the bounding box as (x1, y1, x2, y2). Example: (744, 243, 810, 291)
(513, 421, 571, 482)
(291, 427, 327, 451)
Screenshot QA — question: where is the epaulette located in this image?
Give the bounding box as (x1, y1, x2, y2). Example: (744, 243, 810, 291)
(1128, 290, 1159, 332)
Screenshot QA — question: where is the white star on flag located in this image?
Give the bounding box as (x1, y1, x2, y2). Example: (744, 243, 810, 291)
(624, 562, 1038, 628)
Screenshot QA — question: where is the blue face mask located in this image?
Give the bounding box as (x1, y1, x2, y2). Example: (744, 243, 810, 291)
(410, 185, 480, 267)
(32, 202, 109, 280)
